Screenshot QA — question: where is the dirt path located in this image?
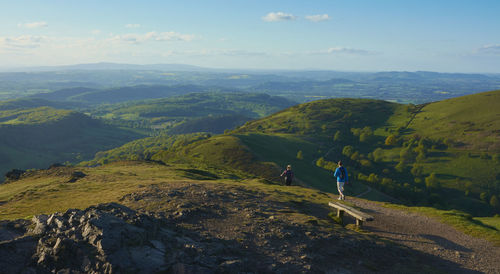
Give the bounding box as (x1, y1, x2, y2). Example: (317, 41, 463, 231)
(348, 197, 500, 273)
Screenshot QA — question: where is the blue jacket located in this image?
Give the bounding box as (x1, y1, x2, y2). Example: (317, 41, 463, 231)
(334, 166, 348, 183)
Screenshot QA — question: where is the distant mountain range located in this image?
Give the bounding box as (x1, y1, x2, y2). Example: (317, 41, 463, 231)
(0, 62, 211, 72)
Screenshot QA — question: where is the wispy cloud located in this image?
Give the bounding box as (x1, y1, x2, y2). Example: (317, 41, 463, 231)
(475, 44, 500, 55)
(262, 12, 297, 22)
(17, 21, 48, 29)
(125, 24, 141, 29)
(310, 47, 378, 56)
(305, 14, 330, 22)
(108, 31, 195, 44)
(0, 35, 47, 50)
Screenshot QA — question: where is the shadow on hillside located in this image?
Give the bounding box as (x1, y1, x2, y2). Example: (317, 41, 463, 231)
(173, 206, 480, 273)
(419, 234, 472, 252)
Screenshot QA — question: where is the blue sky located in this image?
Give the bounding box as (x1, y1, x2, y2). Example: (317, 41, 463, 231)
(0, 0, 499, 72)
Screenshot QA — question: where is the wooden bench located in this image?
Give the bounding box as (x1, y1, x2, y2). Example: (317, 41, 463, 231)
(328, 202, 374, 227)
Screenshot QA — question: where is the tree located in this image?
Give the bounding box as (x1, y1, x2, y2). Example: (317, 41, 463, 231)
(425, 173, 441, 189)
(296, 150, 303, 160)
(416, 151, 426, 162)
(372, 148, 385, 162)
(385, 135, 397, 146)
(411, 163, 423, 177)
(395, 160, 405, 172)
(490, 195, 500, 211)
(350, 151, 360, 161)
(316, 157, 325, 167)
(480, 192, 489, 202)
(359, 133, 370, 142)
(334, 130, 342, 142)
(368, 173, 380, 183)
(342, 145, 354, 157)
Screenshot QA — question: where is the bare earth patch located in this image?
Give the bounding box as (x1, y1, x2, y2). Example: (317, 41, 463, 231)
(349, 197, 500, 273)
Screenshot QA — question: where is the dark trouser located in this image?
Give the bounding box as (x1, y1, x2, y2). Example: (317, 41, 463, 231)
(285, 179, 292, 186)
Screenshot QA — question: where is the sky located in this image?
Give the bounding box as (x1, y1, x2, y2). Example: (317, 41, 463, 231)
(0, 0, 499, 73)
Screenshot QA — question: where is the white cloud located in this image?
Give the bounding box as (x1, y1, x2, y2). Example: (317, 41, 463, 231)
(125, 24, 141, 29)
(108, 31, 195, 44)
(310, 47, 378, 56)
(476, 44, 500, 55)
(305, 14, 330, 22)
(17, 21, 48, 29)
(0, 35, 47, 50)
(262, 12, 297, 22)
(91, 30, 102, 35)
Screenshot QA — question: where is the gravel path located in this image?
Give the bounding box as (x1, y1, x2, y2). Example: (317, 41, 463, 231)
(348, 197, 500, 273)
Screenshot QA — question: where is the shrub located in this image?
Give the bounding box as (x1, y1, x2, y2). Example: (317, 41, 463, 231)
(411, 164, 423, 177)
(333, 130, 342, 142)
(350, 151, 360, 161)
(368, 173, 380, 183)
(425, 173, 441, 189)
(395, 161, 405, 172)
(480, 192, 489, 202)
(296, 150, 303, 160)
(490, 195, 500, 211)
(360, 159, 372, 167)
(493, 153, 500, 163)
(385, 135, 397, 146)
(416, 151, 426, 162)
(342, 145, 354, 157)
(372, 148, 385, 162)
(316, 157, 325, 167)
(480, 152, 490, 160)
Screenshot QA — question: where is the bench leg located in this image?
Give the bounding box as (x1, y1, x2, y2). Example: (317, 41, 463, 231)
(356, 219, 363, 227)
(337, 209, 344, 225)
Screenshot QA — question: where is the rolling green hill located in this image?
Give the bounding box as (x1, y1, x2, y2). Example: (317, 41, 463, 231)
(231, 91, 500, 215)
(91, 92, 297, 134)
(82, 90, 500, 216)
(0, 106, 142, 178)
(408, 89, 500, 151)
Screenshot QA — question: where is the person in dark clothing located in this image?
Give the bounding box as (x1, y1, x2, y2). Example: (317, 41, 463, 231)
(280, 165, 294, 186)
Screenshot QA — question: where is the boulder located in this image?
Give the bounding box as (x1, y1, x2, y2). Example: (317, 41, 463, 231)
(4, 169, 25, 181)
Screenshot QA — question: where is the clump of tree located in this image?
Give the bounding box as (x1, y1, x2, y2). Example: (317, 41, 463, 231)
(351, 126, 373, 142)
(315, 157, 337, 171)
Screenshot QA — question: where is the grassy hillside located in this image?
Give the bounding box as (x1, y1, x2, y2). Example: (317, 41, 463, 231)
(91, 92, 296, 134)
(409, 89, 500, 151)
(222, 92, 500, 215)
(80, 91, 500, 216)
(0, 106, 142, 178)
(235, 98, 406, 136)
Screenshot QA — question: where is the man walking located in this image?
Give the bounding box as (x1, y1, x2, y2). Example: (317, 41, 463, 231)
(334, 161, 348, 200)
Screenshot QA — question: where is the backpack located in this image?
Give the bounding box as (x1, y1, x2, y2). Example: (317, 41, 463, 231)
(338, 167, 345, 180)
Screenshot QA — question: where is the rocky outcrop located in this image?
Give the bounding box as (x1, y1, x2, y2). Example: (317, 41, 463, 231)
(4, 169, 25, 181)
(0, 203, 265, 273)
